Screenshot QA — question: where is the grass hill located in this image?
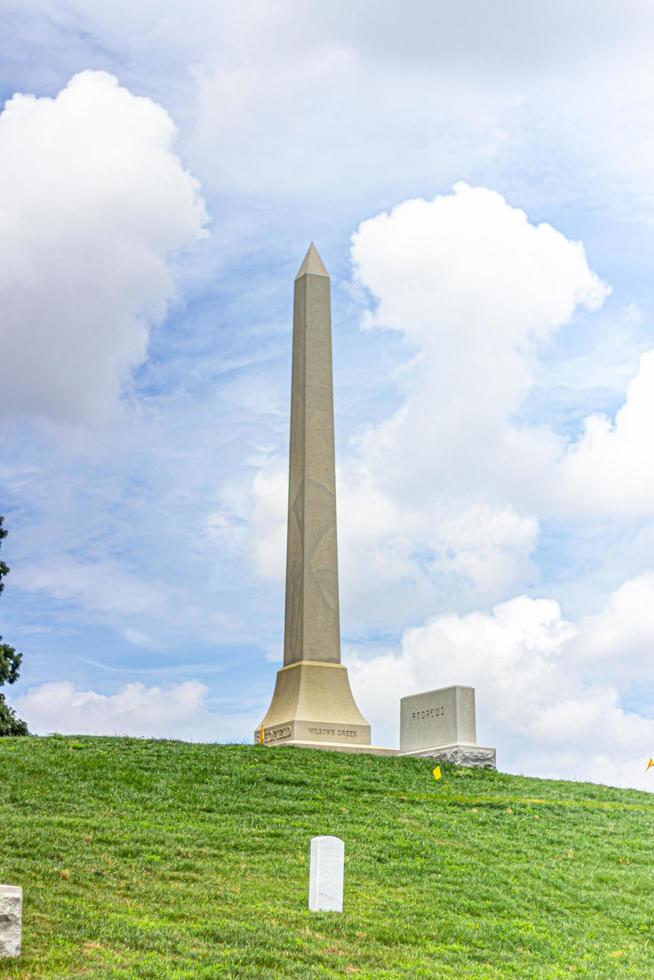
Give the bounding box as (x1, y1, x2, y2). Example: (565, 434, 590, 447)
(0, 737, 652, 978)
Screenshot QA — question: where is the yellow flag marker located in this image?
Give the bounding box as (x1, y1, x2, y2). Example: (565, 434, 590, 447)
(647, 758, 654, 771)
(432, 765, 442, 780)
(259, 724, 265, 746)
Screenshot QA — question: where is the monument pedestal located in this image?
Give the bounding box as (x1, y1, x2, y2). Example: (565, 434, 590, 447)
(286, 741, 397, 756)
(399, 743, 496, 767)
(398, 685, 496, 769)
(255, 660, 372, 750)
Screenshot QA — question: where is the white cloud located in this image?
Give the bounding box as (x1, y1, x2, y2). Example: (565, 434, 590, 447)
(351, 184, 608, 504)
(13, 558, 175, 618)
(15, 679, 253, 741)
(353, 184, 607, 349)
(184, 5, 517, 205)
(571, 572, 654, 681)
(249, 185, 607, 629)
(250, 465, 288, 582)
(347, 582, 654, 792)
(127, 0, 654, 229)
(347, 182, 654, 540)
(559, 350, 654, 517)
(7, 2, 654, 227)
(0, 70, 207, 422)
(434, 505, 538, 597)
(124, 627, 167, 651)
(11, 555, 244, 647)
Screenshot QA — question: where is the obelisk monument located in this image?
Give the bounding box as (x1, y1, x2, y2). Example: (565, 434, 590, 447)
(255, 245, 372, 750)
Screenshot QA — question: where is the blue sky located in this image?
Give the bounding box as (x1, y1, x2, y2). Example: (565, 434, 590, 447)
(2, 1, 654, 790)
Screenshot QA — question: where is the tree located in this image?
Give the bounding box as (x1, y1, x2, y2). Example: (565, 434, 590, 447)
(0, 517, 28, 736)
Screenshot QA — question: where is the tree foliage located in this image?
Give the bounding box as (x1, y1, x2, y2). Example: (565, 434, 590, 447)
(0, 516, 28, 736)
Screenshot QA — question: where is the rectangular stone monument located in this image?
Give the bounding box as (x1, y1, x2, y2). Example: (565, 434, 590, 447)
(399, 685, 496, 768)
(0, 885, 22, 958)
(309, 835, 344, 912)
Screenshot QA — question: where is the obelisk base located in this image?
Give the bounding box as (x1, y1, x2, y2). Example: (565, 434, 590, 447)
(255, 661, 372, 751)
(400, 743, 496, 768)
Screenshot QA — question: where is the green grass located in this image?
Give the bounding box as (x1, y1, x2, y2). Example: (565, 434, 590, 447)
(1, 738, 653, 978)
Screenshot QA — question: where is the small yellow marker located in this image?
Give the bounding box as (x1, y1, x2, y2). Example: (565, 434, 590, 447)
(432, 765, 442, 781)
(259, 724, 265, 746)
(647, 758, 654, 771)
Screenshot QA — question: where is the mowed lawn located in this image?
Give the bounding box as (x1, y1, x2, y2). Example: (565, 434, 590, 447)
(0, 738, 653, 978)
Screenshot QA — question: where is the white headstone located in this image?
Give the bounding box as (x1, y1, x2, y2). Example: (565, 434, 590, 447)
(0, 885, 22, 958)
(309, 836, 344, 912)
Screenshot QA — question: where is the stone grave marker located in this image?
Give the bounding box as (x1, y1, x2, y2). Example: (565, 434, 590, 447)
(0, 885, 22, 958)
(399, 685, 496, 768)
(309, 836, 344, 912)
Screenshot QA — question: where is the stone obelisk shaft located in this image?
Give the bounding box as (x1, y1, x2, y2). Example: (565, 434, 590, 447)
(255, 244, 372, 751)
(284, 244, 340, 665)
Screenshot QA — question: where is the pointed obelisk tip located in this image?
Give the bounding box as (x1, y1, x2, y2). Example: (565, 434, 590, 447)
(295, 242, 329, 279)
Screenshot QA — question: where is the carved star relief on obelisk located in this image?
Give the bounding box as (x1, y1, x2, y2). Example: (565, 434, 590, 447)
(255, 244, 372, 751)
